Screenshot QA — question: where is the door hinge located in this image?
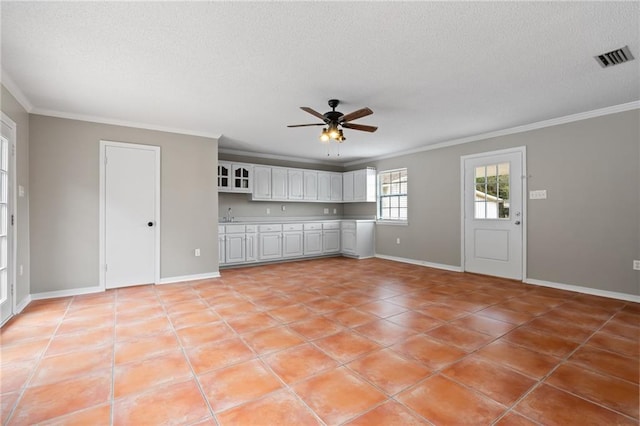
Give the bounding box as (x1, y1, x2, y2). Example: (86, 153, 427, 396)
(10, 214, 14, 226)
(104, 264, 108, 272)
(104, 156, 108, 165)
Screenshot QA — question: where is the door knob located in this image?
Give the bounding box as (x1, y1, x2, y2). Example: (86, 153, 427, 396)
(148, 221, 154, 227)
(515, 221, 521, 225)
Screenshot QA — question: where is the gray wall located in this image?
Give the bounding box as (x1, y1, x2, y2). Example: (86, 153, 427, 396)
(0, 85, 31, 306)
(29, 115, 218, 294)
(355, 110, 639, 296)
(219, 153, 344, 220)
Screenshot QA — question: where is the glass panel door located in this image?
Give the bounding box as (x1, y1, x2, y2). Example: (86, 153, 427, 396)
(0, 133, 11, 325)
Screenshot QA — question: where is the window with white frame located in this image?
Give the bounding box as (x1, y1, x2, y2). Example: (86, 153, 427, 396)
(377, 168, 408, 221)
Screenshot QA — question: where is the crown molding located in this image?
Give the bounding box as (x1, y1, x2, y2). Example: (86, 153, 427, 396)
(1, 69, 34, 112)
(218, 148, 340, 167)
(31, 107, 221, 140)
(344, 100, 640, 167)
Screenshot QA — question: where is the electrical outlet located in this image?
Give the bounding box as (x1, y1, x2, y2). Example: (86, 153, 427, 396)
(529, 190, 547, 200)
(324, 208, 329, 214)
(333, 208, 337, 214)
(396, 238, 400, 245)
(266, 208, 270, 215)
(634, 260, 640, 270)
(281, 205, 286, 211)
(194, 248, 200, 257)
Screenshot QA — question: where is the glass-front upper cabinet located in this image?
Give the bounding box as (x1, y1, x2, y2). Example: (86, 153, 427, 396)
(218, 162, 253, 193)
(218, 162, 231, 190)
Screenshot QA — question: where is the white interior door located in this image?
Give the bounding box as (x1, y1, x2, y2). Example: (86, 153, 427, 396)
(102, 142, 159, 289)
(0, 115, 15, 326)
(463, 148, 525, 280)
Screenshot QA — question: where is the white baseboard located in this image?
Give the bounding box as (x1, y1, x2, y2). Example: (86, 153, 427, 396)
(525, 278, 640, 303)
(375, 254, 463, 272)
(158, 272, 221, 285)
(31, 286, 104, 301)
(15, 294, 32, 313)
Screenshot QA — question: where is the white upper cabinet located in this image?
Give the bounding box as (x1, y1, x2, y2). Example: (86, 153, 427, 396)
(272, 167, 288, 199)
(242, 160, 374, 203)
(330, 173, 343, 201)
(317, 172, 331, 201)
(343, 168, 376, 202)
(353, 168, 376, 202)
(252, 166, 272, 199)
(342, 171, 355, 202)
(288, 169, 304, 200)
(231, 164, 252, 193)
(218, 162, 253, 193)
(303, 171, 318, 200)
(217, 162, 232, 191)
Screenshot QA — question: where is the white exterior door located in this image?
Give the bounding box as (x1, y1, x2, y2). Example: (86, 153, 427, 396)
(102, 142, 159, 289)
(463, 148, 525, 280)
(0, 115, 15, 326)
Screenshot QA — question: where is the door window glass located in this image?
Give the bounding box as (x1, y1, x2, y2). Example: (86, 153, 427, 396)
(474, 162, 509, 219)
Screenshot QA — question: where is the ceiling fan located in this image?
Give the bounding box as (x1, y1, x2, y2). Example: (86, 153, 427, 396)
(287, 99, 377, 142)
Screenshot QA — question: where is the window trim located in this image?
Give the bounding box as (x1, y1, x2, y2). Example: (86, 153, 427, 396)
(376, 167, 408, 224)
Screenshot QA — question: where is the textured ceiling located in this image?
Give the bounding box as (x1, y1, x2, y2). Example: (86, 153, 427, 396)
(1, 2, 639, 164)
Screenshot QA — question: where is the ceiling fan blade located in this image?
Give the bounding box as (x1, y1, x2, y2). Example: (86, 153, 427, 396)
(287, 123, 326, 128)
(341, 107, 373, 123)
(300, 107, 327, 121)
(342, 122, 378, 133)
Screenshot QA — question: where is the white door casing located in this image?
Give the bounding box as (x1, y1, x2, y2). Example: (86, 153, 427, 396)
(0, 113, 16, 326)
(461, 147, 526, 280)
(100, 141, 160, 289)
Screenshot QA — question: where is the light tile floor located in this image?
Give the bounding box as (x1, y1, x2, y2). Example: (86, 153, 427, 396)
(1, 257, 638, 425)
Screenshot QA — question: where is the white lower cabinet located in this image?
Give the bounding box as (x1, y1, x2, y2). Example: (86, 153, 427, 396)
(258, 224, 283, 260)
(303, 223, 323, 256)
(245, 231, 258, 263)
(341, 226, 357, 255)
(225, 233, 245, 264)
(322, 222, 341, 254)
(219, 220, 373, 267)
(283, 224, 303, 258)
(221, 225, 259, 265)
(341, 221, 375, 258)
(218, 226, 226, 264)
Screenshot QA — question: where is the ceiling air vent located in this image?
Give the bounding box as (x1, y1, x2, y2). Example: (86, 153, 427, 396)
(595, 45, 634, 68)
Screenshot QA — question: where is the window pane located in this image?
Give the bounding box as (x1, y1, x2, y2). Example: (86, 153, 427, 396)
(378, 169, 408, 221)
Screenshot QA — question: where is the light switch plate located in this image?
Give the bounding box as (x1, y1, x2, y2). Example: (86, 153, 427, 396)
(530, 190, 547, 200)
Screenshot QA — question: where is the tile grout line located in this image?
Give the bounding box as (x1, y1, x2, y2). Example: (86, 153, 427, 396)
(110, 289, 118, 426)
(489, 302, 635, 425)
(3, 297, 73, 425)
(160, 285, 221, 426)
(204, 279, 329, 426)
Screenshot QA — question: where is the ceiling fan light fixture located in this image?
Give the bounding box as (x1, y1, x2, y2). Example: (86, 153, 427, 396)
(328, 126, 340, 140)
(320, 128, 330, 142)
